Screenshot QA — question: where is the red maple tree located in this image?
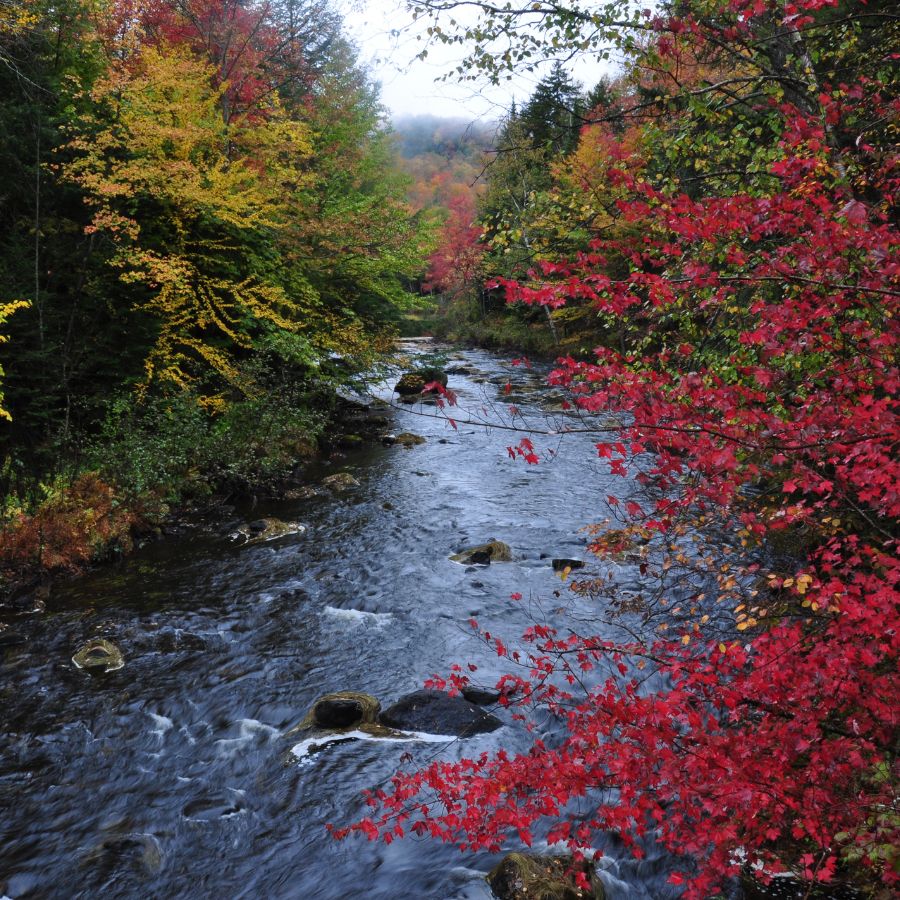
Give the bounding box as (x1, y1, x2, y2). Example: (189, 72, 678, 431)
(334, 0, 898, 893)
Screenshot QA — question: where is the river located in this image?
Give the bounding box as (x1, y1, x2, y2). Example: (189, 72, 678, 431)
(0, 342, 718, 898)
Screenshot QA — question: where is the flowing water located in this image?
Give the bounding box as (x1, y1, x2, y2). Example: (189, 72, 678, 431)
(0, 342, 723, 899)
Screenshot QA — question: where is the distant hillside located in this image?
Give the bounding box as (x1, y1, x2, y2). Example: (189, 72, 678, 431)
(391, 114, 497, 160)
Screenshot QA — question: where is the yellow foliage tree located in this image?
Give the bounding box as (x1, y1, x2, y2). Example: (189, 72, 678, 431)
(63, 44, 314, 393)
(0, 300, 30, 421)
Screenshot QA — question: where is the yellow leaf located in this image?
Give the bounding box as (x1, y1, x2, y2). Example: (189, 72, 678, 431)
(718, 643, 727, 653)
(681, 634, 690, 645)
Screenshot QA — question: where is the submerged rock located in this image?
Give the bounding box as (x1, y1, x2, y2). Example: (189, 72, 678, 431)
(487, 853, 604, 900)
(72, 638, 124, 673)
(451, 540, 513, 565)
(322, 472, 359, 491)
(84, 833, 164, 875)
(394, 432, 426, 447)
(379, 689, 501, 736)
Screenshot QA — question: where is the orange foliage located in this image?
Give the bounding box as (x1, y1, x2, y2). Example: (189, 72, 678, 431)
(0, 474, 137, 577)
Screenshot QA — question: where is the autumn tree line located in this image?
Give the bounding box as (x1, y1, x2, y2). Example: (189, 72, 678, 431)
(0, 0, 433, 575)
(340, 0, 900, 895)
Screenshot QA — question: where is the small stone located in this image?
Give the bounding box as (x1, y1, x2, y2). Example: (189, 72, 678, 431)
(72, 639, 124, 673)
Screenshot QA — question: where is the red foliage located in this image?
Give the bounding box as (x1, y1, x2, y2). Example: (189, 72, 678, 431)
(334, 0, 899, 894)
(424, 191, 486, 298)
(0, 474, 137, 578)
(119, 0, 311, 120)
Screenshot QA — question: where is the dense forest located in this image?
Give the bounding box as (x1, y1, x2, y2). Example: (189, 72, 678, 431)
(1, 0, 898, 896)
(0, 0, 431, 576)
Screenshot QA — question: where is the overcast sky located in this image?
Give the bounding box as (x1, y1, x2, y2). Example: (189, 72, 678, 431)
(340, 0, 617, 124)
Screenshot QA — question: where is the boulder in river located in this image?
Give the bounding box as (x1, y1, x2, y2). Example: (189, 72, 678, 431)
(379, 689, 501, 736)
(395, 368, 448, 396)
(451, 540, 513, 565)
(394, 432, 426, 447)
(322, 472, 359, 491)
(288, 691, 381, 734)
(461, 685, 501, 706)
(487, 852, 604, 900)
(72, 638, 124, 673)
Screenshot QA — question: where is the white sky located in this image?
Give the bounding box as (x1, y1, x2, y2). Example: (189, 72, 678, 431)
(340, 0, 617, 124)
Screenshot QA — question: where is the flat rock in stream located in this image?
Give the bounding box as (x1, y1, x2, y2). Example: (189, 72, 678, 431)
(379, 689, 501, 736)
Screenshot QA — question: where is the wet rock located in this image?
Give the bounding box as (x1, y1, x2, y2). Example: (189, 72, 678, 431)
(322, 472, 359, 491)
(381, 433, 398, 445)
(379, 689, 501, 736)
(461, 686, 501, 706)
(551, 559, 585, 572)
(313, 693, 381, 729)
(395, 368, 448, 396)
(394, 432, 426, 447)
(445, 365, 475, 375)
(233, 517, 306, 543)
(487, 853, 604, 900)
(451, 540, 513, 565)
(288, 691, 381, 734)
(72, 639, 124, 673)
